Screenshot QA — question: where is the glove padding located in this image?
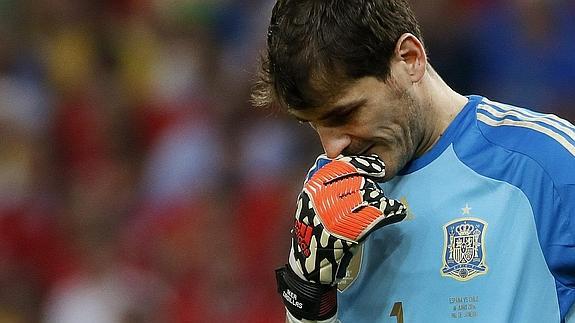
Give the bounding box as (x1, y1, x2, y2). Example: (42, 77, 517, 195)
(289, 154, 407, 285)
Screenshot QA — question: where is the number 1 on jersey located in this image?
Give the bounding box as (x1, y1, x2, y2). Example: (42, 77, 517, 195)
(390, 302, 404, 323)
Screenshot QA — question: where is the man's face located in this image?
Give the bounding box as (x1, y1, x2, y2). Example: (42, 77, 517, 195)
(289, 75, 427, 181)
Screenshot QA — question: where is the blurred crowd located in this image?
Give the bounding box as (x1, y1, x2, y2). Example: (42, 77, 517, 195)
(0, 0, 573, 322)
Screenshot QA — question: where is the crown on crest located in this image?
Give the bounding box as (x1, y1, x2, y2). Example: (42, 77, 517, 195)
(455, 222, 475, 236)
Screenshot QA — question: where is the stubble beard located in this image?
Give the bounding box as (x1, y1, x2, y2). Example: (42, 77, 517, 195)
(390, 86, 424, 177)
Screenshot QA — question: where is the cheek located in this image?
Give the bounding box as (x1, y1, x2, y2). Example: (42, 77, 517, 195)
(369, 132, 412, 178)
(370, 118, 409, 145)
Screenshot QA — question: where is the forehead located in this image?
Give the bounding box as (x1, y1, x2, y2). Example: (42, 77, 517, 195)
(288, 76, 388, 120)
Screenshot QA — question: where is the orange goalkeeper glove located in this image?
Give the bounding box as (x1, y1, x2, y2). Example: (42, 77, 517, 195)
(276, 155, 407, 321)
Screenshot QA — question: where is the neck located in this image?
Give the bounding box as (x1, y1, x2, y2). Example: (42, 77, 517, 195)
(415, 66, 468, 156)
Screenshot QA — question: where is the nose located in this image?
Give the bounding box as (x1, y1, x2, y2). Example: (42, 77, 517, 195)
(315, 125, 351, 158)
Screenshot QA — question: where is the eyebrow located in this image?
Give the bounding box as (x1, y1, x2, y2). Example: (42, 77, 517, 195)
(289, 98, 367, 123)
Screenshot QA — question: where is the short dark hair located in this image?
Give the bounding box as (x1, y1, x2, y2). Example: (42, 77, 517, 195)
(252, 0, 423, 111)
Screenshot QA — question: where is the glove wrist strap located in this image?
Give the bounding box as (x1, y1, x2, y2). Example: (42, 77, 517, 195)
(276, 265, 337, 321)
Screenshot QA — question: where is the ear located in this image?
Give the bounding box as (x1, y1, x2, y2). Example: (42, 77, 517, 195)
(394, 33, 427, 83)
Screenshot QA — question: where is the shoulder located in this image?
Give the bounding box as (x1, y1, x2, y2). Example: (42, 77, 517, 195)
(465, 97, 575, 186)
(451, 96, 575, 220)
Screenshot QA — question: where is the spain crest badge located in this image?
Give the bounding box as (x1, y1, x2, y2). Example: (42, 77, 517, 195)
(441, 218, 488, 281)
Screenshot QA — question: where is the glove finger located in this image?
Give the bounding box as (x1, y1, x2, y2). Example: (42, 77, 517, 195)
(360, 178, 405, 213)
(304, 154, 334, 184)
(353, 179, 407, 242)
(336, 155, 386, 179)
(350, 200, 405, 241)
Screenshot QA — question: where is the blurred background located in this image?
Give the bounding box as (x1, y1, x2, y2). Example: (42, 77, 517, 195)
(0, 0, 573, 322)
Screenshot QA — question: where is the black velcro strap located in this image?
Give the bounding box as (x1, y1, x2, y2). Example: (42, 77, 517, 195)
(275, 265, 337, 321)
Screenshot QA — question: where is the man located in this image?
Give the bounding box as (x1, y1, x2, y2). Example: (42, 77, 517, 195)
(252, 0, 575, 322)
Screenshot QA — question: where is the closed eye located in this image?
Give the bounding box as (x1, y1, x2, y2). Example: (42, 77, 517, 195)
(323, 107, 356, 127)
(288, 98, 366, 128)
(322, 101, 365, 127)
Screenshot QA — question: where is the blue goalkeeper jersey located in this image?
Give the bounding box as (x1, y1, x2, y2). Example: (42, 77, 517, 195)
(335, 96, 575, 323)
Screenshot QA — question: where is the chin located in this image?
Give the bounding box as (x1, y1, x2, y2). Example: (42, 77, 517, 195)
(381, 165, 399, 181)
(371, 151, 408, 181)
